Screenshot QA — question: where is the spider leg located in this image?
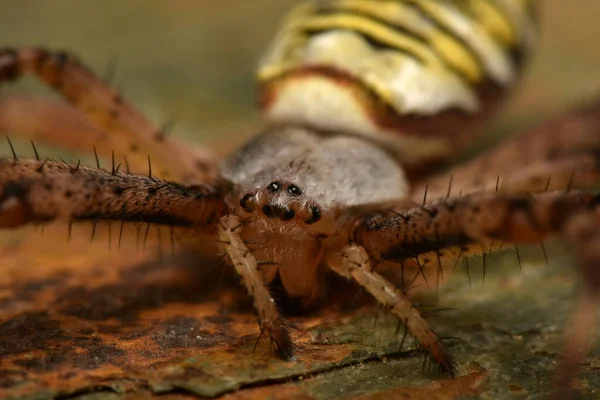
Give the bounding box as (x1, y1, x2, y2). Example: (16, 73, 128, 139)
(217, 215, 294, 359)
(327, 245, 456, 376)
(0, 158, 227, 228)
(0, 95, 105, 154)
(0, 48, 219, 183)
(414, 96, 600, 201)
(354, 191, 600, 391)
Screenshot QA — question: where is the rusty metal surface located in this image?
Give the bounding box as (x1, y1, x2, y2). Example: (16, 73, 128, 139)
(0, 1, 599, 399)
(1, 224, 599, 399)
(0, 224, 358, 398)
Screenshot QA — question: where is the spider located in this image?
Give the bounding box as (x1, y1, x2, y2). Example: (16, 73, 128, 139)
(0, 1, 598, 397)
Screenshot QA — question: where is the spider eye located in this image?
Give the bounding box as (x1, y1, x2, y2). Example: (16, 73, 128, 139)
(282, 208, 295, 221)
(262, 205, 274, 217)
(267, 181, 281, 192)
(239, 194, 253, 212)
(305, 206, 321, 224)
(287, 184, 302, 196)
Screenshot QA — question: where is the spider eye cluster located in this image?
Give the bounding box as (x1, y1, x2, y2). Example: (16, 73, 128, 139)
(266, 181, 303, 197)
(287, 184, 302, 196)
(267, 181, 281, 192)
(239, 182, 320, 224)
(305, 206, 320, 225)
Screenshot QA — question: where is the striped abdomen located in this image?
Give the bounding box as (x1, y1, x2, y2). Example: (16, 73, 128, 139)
(257, 0, 536, 169)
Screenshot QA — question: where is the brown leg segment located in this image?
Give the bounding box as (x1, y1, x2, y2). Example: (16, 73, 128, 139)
(327, 245, 456, 376)
(0, 95, 105, 153)
(353, 191, 600, 391)
(413, 96, 600, 202)
(0, 48, 220, 183)
(555, 211, 600, 396)
(0, 158, 227, 228)
(217, 215, 294, 359)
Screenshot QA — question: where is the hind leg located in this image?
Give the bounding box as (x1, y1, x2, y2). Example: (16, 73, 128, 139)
(0, 48, 219, 183)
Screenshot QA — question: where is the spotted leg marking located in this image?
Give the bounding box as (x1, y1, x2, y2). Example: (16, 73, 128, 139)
(0, 158, 226, 228)
(354, 191, 600, 393)
(217, 215, 294, 359)
(327, 244, 457, 376)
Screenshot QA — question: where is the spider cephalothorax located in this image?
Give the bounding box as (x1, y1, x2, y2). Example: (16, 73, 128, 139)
(0, 1, 599, 397)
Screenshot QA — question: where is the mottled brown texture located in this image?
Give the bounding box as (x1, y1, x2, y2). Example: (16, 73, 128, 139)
(0, 158, 227, 228)
(0, 226, 363, 399)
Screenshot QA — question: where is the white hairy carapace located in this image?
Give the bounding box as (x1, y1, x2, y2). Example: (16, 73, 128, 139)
(219, 0, 537, 307)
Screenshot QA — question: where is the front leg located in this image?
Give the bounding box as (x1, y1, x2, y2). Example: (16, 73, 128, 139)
(327, 245, 456, 376)
(353, 191, 600, 396)
(0, 158, 227, 228)
(217, 215, 294, 359)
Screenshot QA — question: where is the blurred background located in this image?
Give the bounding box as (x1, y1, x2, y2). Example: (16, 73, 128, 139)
(0, 0, 599, 161)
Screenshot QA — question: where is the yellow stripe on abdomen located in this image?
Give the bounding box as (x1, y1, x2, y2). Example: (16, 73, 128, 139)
(257, 0, 536, 166)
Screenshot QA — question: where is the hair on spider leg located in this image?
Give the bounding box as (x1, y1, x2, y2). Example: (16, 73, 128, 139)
(408, 257, 430, 291)
(515, 245, 522, 271)
(446, 175, 454, 198)
(463, 258, 472, 288)
(482, 253, 486, 284)
(540, 241, 549, 267)
(143, 223, 151, 249)
(124, 156, 131, 173)
(253, 330, 266, 355)
(156, 119, 176, 141)
(93, 145, 101, 169)
(30, 140, 40, 161)
(435, 250, 444, 291)
(5, 136, 17, 164)
(90, 220, 98, 245)
(117, 221, 125, 250)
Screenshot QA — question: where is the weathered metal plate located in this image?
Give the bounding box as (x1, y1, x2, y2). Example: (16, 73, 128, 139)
(0, 224, 599, 399)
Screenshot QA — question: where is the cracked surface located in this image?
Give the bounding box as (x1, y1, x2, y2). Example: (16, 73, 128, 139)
(1, 225, 599, 399)
(0, 1, 600, 399)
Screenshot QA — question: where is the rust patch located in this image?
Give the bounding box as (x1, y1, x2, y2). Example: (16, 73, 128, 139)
(221, 384, 315, 400)
(0, 224, 362, 399)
